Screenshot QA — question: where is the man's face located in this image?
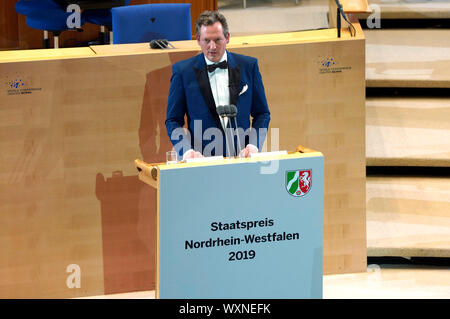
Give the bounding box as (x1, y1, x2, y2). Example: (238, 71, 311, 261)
(197, 21, 230, 63)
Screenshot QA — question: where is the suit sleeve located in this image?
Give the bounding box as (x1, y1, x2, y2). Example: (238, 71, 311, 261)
(250, 60, 271, 150)
(165, 64, 193, 156)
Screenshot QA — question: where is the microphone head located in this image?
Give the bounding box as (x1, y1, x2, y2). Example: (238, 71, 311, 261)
(217, 105, 226, 117)
(217, 105, 237, 118)
(228, 104, 237, 117)
(149, 39, 169, 49)
(224, 104, 231, 115)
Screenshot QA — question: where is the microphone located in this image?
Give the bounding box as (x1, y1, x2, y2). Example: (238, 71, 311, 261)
(149, 39, 175, 49)
(334, 0, 343, 38)
(217, 104, 242, 157)
(211, 64, 241, 157)
(334, 0, 355, 37)
(217, 104, 237, 118)
(335, 0, 348, 20)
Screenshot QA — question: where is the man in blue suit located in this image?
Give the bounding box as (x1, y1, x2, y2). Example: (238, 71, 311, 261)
(165, 11, 270, 159)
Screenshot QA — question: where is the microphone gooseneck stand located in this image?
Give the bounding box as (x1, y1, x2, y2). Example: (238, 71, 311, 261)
(212, 68, 241, 158)
(217, 105, 241, 158)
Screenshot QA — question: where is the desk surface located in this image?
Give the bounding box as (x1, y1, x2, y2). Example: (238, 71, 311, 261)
(0, 28, 362, 63)
(91, 28, 360, 56)
(137, 151, 323, 175)
(0, 47, 96, 63)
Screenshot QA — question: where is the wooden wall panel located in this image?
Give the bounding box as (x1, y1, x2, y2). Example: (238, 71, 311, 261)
(0, 52, 172, 298)
(0, 59, 109, 298)
(0, 0, 19, 49)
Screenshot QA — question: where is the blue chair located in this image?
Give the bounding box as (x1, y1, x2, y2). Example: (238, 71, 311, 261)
(16, 0, 61, 15)
(83, 0, 131, 45)
(26, 7, 85, 48)
(15, 0, 65, 48)
(111, 3, 192, 44)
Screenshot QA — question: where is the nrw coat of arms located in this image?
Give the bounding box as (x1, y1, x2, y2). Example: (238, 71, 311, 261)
(286, 169, 312, 197)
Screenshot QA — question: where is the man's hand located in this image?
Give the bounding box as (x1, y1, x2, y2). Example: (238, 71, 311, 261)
(239, 144, 259, 158)
(183, 149, 204, 160)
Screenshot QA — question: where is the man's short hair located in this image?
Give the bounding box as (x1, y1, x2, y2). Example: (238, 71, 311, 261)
(195, 11, 229, 38)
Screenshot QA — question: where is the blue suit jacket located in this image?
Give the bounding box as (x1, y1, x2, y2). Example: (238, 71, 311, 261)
(165, 51, 270, 157)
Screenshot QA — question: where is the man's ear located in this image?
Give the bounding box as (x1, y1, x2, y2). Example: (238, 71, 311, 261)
(225, 33, 230, 44)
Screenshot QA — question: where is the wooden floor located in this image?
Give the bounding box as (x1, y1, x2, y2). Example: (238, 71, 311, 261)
(323, 263, 450, 299)
(77, 264, 450, 299)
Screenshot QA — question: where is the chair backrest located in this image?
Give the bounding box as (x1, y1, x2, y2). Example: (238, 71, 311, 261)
(111, 3, 191, 44)
(16, 0, 61, 16)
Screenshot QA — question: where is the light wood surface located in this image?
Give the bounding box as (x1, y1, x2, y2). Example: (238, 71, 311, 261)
(137, 151, 324, 173)
(367, 176, 450, 257)
(0, 27, 366, 297)
(366, 29, 450, 88)
(366, 97, 450, 167)
(0, 50, 170, 298)
(323, 265, 450, 299)
(0, 47, 96, 63)
(90, 28, 357, 57)
(340, 0, 370, 13)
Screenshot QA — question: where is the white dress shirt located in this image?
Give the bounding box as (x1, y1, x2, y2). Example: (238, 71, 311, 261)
(205, 52, 230, 129)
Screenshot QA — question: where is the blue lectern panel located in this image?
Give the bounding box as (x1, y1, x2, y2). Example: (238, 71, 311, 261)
(159, 155, 323, 298)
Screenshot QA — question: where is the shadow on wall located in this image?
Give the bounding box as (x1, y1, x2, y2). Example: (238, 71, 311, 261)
(95, 51, 197, 294)
(95, 172, 155, 294)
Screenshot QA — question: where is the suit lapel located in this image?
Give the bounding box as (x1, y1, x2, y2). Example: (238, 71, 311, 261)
(192, 52, 241, 129)
(193, 54, 222, 128)
(227, 52, 241, 107)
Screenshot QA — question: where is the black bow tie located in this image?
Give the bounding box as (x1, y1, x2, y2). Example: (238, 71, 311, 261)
(207, 60, 228, 73)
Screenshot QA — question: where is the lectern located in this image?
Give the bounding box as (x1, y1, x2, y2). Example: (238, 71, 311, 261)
(135, 149, 324, 299)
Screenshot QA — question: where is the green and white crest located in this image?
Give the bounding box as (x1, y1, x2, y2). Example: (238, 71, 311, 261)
(286, 169, 312, 197)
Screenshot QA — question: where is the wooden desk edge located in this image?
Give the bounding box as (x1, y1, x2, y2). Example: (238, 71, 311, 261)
(0, 47, 97, 64)
(90, 28, 364, 58)
(1, 26, 365, 64)
(135, 150, 324, 183)
(135, 159, 159, 189)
